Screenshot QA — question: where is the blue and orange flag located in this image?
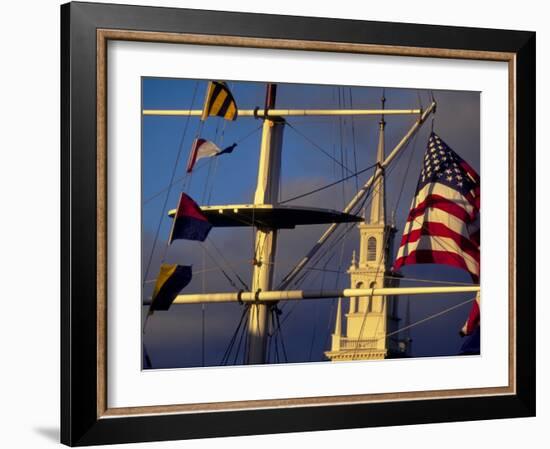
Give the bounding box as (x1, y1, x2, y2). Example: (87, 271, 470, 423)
(169, 192, 212, 243)
(150, 263, 192, 311)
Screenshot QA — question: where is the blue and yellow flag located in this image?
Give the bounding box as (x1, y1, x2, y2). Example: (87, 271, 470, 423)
(200, 81, 238, 121)
(150, 263, 192, 311)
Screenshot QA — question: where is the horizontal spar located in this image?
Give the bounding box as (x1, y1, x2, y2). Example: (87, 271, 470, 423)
(142, 108, 422, 117)
(143, 285, 480, 305)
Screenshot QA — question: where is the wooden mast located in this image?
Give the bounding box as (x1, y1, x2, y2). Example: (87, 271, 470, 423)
(246, 83, 284, 364)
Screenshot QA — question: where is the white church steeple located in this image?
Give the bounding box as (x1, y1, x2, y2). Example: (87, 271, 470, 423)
(326, 94, 406, 361)
(369, 95, 386, 226)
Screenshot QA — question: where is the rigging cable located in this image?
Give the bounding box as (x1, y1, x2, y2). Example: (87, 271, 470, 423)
(288, 166, 379, 288)
(272, 309, 281, 363)
(307, 256, 332, 361)
(232, 306, 250, 365)
(270, 99, 414, 341)
(220, 304, 250, 365)
(350, 120, 419, 359)
(279, 163, 378, 205)
(207, 239, 249, 290)
(384, 296, 475, 340)
(286, 121, 354, 175)
(142, 124, 262, 206)
(200, 242, 245, 292)
(142, 81, 200, 287)
(273, 306, 289, 363)
(349, 87, 360, 193)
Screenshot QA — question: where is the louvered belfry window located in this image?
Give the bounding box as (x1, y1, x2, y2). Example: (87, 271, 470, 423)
(367, 237, 377, 261)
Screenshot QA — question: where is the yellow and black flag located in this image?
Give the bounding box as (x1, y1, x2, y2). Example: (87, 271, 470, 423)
(149, 263, 192, 311)
(200, 81, 238, 121)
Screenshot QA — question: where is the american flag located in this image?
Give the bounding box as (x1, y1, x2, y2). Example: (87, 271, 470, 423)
(393, 132, 480, 282)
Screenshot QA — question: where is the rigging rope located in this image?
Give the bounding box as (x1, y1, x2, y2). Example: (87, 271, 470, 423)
(220, 304, 250, 365)
(274, 307, 289, 363)
(349, 87, 360, 193)
(232, 306, 250, 365)
(279, 162, 377, 205)
(207, 240, 249, 290)
(142, 124, 262, 206)
(142, 81, 200, 287)
(286, 121, 354, 175)
(350, 117, 418, 358)
(307, 257, 332, 361)
(200, 242, 245, 292)
(384, 296, 475, 340)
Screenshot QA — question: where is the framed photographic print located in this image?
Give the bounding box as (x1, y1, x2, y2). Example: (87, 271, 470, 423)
(61, 1, 535, 446)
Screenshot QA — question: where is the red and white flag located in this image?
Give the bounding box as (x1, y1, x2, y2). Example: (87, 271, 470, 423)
(461, 293, 480, 336)
(186, 138, 237, 173)
(393, 133, 480, 282)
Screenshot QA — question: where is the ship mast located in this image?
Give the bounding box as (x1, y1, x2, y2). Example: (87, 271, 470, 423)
(246, 84, 283, 364)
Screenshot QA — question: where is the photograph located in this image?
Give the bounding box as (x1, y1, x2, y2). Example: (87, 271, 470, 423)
(141, 78, 481, 369)
(57, 2, 536, 444)
(1, 0, 544, 447)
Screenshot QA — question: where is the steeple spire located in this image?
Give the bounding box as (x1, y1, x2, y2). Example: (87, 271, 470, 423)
(334, 298, 342, 336)
(369, 92, 386, 225)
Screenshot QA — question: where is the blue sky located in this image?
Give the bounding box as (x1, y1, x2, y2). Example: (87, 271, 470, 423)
(141, 78, 480, 369)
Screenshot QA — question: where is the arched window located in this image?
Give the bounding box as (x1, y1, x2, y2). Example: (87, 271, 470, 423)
(368, 282, 376, 312)
(367, 237, 377, 261)
(350, 282, 363, 314)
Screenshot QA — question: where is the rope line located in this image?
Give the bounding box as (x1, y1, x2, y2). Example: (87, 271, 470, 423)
(286, 121, 354, 175)
(142, 124, 262, 206)
(385, 296, 475, 339)
(350, 115, 418, 359)
(220, 305, 250, 365)
(207, 239, 250, 290)
(279, 162, 377, 205)
(142, 81, 200, 286)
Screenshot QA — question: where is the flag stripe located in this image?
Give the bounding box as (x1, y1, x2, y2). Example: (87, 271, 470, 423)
(400, 221, 480, 262)
(394, 133, 480, 282)
(411, 183, 477, 219)
(463, 297, 480, 335)
(217, 94, 233, 118)
(210, 89, 228, 115)
(225, 102, 237, 120)
(151, 264, 192, 311)
(202, 82, 238, 121)
(186, 138, 204, 173)
(395, 234, 479, 273)
(174, 193, 208, 221)
(394, 249, 479, 283)
(404, 206, 471, 240)
(152, 263, 178, 301)
(169, 193, 212, 243)
(407, 193, 472, 224)
(170, 216, 212, 242)
(460, 160, 480, 183)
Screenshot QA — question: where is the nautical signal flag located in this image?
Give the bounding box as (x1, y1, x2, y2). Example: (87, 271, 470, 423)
(459, 326, 480, 355)
(150, 263, 192, 311)
(186, 138, 237, 173)
(460, 294, 480, 337)
(393, 133, 480, 282)
(200, 81, 238, 121)
(169, 192, 212, 243)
